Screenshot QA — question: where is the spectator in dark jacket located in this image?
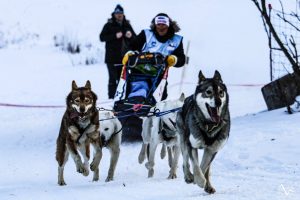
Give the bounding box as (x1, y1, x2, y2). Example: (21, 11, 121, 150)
(100, 4, 136, 99)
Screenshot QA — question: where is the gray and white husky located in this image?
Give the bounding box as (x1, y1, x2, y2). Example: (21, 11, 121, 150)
(177, 70, 230, 194)
(138, 93, 185, 179)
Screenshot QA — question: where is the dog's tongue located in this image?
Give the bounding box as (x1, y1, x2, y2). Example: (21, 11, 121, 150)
(210, 107, 220, 123)
(70, 112, 79, 119)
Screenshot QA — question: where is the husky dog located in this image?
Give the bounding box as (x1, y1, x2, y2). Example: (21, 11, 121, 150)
(99, 111, 122, 182)
(138, 93, 185, 179)
(177, 70, 230, 194)
(56, 80, 102, 185)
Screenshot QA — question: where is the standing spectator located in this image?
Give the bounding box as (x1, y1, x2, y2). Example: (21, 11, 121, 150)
(100, 4, 136, 99)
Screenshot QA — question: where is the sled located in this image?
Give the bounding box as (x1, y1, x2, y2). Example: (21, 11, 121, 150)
(113, 52, 169, 117)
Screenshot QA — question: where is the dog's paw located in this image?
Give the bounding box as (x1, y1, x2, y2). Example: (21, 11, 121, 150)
(58, 180, 67, 186)
(147, 169, 154, 178)
(90, 160, 99, 171)
(184, 173, 194, 184)
(92, 169, 99, 182)
(83, 162, 90, 176)
(138, 153, 145, 164)
(167, 172, 177, 179)
(82, 169, 89, 177)
(76, 163, 88, 175)
(205, 185, 216, 194)
(92, 176, 99, 182)
(105, 176, 113, 182)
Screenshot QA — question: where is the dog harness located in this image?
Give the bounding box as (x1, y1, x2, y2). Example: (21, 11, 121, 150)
(159, 119, 177, 141)
(101, 127, 122, 147)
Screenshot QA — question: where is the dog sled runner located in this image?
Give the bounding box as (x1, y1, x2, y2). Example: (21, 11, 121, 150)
(113, 52, 169, 117)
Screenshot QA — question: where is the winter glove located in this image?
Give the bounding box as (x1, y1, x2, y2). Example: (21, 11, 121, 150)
(166, 55, 177, 67)
(125, 31, 132, 38)
(116, 32, 123, 39)
(122, 51, 136, 65)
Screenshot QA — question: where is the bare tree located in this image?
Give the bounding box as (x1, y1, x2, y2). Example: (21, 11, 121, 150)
(252, 0, 300, 74)
(253, 0, 300, 113)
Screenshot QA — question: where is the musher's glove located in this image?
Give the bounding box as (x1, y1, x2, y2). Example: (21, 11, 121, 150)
(166, 55, 177, 67)
(122, 51, 136, 65)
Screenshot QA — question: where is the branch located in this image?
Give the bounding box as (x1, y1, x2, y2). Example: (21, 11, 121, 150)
(279, 0, 285, 14)
(276, 1, 300, 32)
(276, 13, 300, 32)
(252, 1, 271, 45)
(262, 15, 271, 38)
(291, 12, 300, 22)
(290, 35, 299, 65)
(282, 33, 296, 58)
(252, 0, 299, 73)
(271, 47, 283, 51)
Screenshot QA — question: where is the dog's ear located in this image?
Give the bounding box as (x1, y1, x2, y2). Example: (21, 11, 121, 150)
(179, 92, 185, 102)
(198, 70, 206, 85)
(85, 80, 91, 90)
(72, 80, 78, 90)
(213, 70, 223, 83)
(92, 91, 98, 103)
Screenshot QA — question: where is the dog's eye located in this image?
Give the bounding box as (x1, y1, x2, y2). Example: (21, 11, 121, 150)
(219, 90, 224, 97)
(74, 98, 80, 103)
(104, 128, 109, 131)
(84, 98, 90, 103)
(205, 89, 213, 96)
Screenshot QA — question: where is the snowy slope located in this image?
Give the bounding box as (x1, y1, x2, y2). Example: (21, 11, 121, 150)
(0, 0, 274, 84)
(0, 0, 299, 200)
(0, 103, 299, 200)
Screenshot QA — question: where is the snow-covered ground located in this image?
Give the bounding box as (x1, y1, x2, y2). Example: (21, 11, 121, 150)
(0, 0, 299, 199)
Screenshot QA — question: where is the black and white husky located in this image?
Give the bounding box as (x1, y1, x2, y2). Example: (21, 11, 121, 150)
(176, 70, 230, 194)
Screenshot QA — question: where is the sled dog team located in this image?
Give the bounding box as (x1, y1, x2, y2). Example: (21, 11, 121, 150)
(55, 70, 230, 194)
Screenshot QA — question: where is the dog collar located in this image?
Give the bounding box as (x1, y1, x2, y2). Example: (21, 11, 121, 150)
(101, 127, 122, 147)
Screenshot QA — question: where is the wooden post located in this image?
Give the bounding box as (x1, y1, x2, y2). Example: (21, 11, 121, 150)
(179, 40, 190, 93)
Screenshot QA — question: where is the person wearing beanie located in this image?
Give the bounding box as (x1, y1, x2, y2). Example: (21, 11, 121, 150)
(100, 4, 136, 99)
(125, 13, 186, 100)
(117, 14, 185, 142)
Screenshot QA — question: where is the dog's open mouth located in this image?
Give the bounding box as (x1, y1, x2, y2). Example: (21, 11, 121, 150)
(206, 103, 220, 123)
(70, 110, 87, 119)
(79, 112, 86, 117)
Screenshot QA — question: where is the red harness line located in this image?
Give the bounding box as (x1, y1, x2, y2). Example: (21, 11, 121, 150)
(0, 83, 264, 109)
(0, 100, 113, 109)
(0, 103, 64, 108)
(169, 82, 265, 88)
(132, 104, 144, 112)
